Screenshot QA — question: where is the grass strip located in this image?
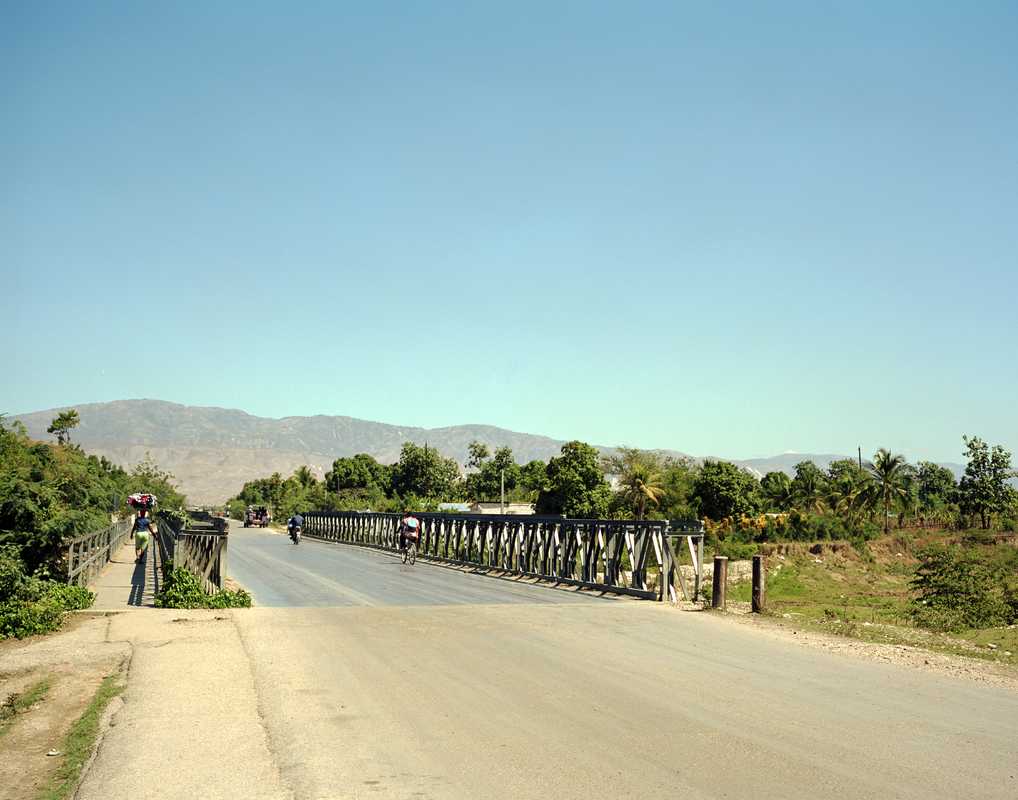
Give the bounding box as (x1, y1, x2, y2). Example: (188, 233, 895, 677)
(37, 674, 124, 800)
(0, 677, 52, 737)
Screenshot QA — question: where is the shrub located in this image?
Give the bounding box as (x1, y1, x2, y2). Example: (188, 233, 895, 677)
(713, 541, 758, 560)
(908, 545, 1011, 631)
(0, 549, 94, 638)
(155, 568, 252, 609)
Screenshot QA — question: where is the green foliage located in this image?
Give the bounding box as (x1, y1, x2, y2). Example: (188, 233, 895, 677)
(325, 454, 391, 495)
(605, 448, 666, 519)
(0, 547, 95, 639)
(692, 460, 760, 521)
(909, 545, 1013, 631)
(959, 435, 1016, 530)
(760, 471, 793, 511)
(466, 441, 490, 469)
(790, 460, 828, 513)
(46, 410, 80, 445)
(519, 460, 547, 493)
(466, 446, 522, 502)
(657, 458, 698, 521)
(154, 567, 251, 609)
(867, 449, 909, 534)
(915, 461, 957, 511)
(535, 441, 612, 518)
(390, 442, 461, 500)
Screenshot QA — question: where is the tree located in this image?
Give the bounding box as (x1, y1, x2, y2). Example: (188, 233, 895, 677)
(790, 461, 827, 514)
(294, 466, 316, 489)
(959, 436, 1016, 530)
(824, 459, 872, 525)
(535, 441, 612, 518)
(915, 462, 957, 513)
(326, 454, 391, 495)
(390, 442, 461, 500)
(606, 448, 665, 519)
(867, 449, 908, 534)
(466, 441, 490, 470)
(519, 460, 547, 494)
(47, 410, 80, 446)
(466, 446, 522, 502)
(658, 458, 698, 521)
(691, 460, 760, 521)
(760, 471, 793, 511)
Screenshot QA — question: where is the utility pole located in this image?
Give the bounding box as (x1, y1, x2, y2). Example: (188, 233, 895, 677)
(858, 446, 863, 470)
(500, 468, 505, 515)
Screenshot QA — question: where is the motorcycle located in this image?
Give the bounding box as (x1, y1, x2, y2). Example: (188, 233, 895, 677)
(289, 525, 302, 545)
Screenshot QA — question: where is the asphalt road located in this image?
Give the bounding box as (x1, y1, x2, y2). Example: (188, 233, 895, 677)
(220, 526, 1018, 800)
(229, 526, 613, 607)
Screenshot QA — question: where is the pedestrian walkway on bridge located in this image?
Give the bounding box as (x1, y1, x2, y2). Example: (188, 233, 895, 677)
(89, 539, 163, 610)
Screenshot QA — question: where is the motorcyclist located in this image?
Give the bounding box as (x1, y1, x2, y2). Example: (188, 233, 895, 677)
(287, 513, 304, 542)
(399, 509, 421, 552)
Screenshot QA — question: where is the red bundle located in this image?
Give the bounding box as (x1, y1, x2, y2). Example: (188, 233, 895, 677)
(127, 493, 158, 510)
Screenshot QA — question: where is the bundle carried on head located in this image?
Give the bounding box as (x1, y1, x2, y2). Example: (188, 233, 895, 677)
(127, 492, 158, 511)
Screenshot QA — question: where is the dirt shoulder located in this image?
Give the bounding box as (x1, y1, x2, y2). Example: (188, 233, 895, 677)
(708, 601, 1018, 692)
(0, 614, 131, 800)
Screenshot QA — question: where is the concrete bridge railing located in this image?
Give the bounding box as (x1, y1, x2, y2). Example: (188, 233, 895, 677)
(302, 511, 703, 601)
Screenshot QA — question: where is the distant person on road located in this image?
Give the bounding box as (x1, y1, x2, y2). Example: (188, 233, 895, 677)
(287, 513, 304, 534)
(399, 510, 420, 553)
(133, 509, 153, 563)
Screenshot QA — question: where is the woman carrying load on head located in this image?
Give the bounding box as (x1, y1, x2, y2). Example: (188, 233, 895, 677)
(133, 509, 153, 562)
(127, 493, 158, 563)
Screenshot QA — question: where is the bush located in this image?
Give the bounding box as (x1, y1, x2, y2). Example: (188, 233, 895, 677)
(713, 541, 758, 560)
(0, 549, 95, 638)
(908, 545, 1012, 631)
(155, 568, 252, 609)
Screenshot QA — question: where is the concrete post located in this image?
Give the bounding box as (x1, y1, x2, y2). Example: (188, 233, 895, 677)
(752, 554, 765, 613)
(711, 556, 728, 610)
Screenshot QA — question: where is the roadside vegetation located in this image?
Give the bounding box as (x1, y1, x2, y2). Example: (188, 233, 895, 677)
(154, 567, 251, 609)
(0, 412, 187, 638)
(728, 532, 1018, 665)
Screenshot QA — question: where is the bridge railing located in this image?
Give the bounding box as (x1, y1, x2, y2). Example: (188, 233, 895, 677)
(301, 511, 703, 601)
(66, 518, 134, 586)
(155, 513, 229, 594)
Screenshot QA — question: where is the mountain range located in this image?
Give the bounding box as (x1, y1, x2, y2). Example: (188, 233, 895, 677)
(11, 400, 965, 504)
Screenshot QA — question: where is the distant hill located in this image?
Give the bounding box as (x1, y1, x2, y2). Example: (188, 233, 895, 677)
(734, 452, 966, 481)
(11, 399, 968, 503)
(10, 400, 650, 503)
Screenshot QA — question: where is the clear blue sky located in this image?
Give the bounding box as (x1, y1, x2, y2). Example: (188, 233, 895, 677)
(3, 1, 1016, 463)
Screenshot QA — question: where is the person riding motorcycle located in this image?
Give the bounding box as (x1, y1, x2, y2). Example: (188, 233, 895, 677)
(399, 510, 421, 552)
(287, 513, 304, 543)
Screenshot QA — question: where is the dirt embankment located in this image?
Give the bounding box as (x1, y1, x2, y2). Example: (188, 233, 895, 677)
(0, 614, 130, 800)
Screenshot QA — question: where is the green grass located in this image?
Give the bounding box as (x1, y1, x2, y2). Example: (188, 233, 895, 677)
(0, 676, 52, 737)
(722, 536, 1018, 668)
(38, 674, 124, 800)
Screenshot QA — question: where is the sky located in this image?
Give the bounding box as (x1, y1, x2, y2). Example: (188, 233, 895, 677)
(2, 1, 1016, 464)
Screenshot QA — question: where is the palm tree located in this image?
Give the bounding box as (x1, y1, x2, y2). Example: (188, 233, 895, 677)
(867, 449, 908, 534)
(612, 448, 665, 519)
(793, 471, 827, 514)
(295, 465, 316, 489)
